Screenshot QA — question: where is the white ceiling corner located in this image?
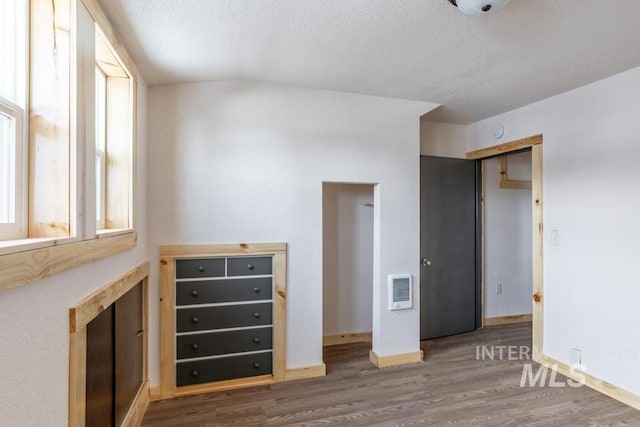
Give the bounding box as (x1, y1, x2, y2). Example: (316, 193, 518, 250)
(98, 0, 640, 124)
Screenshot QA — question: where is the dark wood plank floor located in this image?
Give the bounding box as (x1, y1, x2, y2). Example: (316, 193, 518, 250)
(142, 324, 640, 426)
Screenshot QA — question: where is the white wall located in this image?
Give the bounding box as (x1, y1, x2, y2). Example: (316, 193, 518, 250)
(322, 183, 373, 336)
(147, 80, 436, 376)
(468, 66, 640, 395)
(420, 118, 468, 158)
(0, 80, 148, 427)
(483, 152, 532, 318)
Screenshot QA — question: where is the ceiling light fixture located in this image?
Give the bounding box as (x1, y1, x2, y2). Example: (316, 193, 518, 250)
(447, 0, 511, 16)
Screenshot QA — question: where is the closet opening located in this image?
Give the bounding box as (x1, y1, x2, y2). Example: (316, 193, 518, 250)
(482, 150, 533, 329)
(322, 182, 374, 372)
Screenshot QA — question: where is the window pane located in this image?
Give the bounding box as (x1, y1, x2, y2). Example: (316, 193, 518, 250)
(95, 68, 106, 151)
(95, 26, 133, 231)
(96, 155, 103, 225)
(0, 111, 16, 223)
(95, 67, 106, 227)
(0, 0, 26, 107)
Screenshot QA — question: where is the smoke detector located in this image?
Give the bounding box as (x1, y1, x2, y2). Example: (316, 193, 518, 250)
(448, 0, 511, 16)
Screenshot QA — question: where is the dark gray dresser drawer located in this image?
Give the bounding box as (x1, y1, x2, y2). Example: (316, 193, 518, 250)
(227, 257, 272, 276)
(177, 303, 273, 332)
(177, 327, 273, 359)
(176, 352, 273, 386)
(176, 277, 272, 306)
(176, 258, 225, 279)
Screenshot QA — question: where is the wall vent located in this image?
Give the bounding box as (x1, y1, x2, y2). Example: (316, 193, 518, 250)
(388, 274, 412, 310)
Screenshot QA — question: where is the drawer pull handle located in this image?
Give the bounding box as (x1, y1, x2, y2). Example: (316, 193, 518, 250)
(191, 343, 199, 351)
(191, 317, 199, 324)
(253, 287, 260, 293)
(191, 290, 199, 297)
(253, 312, 261, 319)
(197, 266, 205, 272)
(253, 362, 260, 369)
(253, 337, 260, 344)
(247, 264, 255, 270)
(191, 370, 198, 378)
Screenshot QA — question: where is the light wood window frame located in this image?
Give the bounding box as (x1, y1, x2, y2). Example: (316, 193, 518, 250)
(0, 0, 140, 292)
(29, 0, 72, 240)
(94, 25, 134, 233)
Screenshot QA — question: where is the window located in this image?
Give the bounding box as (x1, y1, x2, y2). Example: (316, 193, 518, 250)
(0, 103, 21, 226)
(1, 0, 139, 291)
(0, 0, 27, 240)
(95, 26, 134, 232)
(0, 0, 26, 105)
(95, 67, 107, 230)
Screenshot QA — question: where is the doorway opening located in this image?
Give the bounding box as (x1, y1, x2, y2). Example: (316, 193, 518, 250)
(467, 135, 543, 358)
(322, 183, 374, 370)
(420, 135, 543, 360)
(482, 151, 533, 327)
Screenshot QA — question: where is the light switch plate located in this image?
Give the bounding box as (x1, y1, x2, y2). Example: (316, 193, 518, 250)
(551, 230, 561, 247)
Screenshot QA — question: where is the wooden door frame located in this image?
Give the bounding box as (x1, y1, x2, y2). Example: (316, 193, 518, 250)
(466, 134, 543, 361)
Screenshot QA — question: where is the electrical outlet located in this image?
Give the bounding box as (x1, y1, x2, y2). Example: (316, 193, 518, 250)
(570, 348, 581, 366)
(496, 283, 503, 295)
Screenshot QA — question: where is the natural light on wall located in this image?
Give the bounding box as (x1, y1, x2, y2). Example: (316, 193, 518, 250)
(0, 0, 27, 240)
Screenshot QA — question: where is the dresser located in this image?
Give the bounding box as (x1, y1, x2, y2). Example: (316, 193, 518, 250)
(159, 243, 287, 398)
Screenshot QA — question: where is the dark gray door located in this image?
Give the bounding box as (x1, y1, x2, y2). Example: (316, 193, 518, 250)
(420, 156, 479, 340)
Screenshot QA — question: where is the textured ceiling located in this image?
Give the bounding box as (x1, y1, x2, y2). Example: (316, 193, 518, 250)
(99, 0, 640, 123)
